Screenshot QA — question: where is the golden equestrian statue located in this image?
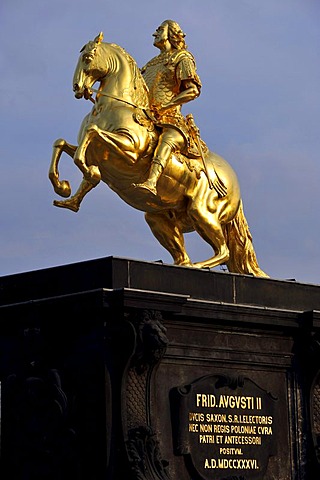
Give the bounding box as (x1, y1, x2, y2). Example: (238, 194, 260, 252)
(48, 21, 268, 276)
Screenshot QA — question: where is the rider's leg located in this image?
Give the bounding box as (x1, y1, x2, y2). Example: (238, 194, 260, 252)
(134, 128, 184, 196)
(138, 156, 164, 195)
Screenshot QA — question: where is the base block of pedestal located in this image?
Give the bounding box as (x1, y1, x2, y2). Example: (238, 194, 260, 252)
(0, 257, 320, 479)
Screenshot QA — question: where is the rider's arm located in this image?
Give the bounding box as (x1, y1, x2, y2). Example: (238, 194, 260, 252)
(157, 80, 200, 113)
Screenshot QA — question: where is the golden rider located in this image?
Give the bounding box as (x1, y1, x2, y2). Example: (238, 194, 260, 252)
(134, 19, 202, 196)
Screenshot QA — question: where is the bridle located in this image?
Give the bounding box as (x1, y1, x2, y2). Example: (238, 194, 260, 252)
(87, 87, 148, 112)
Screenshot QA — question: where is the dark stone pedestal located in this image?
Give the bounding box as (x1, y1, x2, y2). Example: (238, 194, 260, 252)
(1, 256, 320, 479)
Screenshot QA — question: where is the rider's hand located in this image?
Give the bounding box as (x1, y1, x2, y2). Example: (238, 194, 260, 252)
(145, 107, 160, 122)
(157, 102, 174, 114)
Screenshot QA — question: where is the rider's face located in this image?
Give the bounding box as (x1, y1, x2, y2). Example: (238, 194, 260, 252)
(153, 23, 169, 49)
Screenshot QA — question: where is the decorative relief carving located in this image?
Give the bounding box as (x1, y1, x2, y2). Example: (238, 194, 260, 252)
(124, 310, 170, 478)
(130, 309, 169, 374)
(311, 371, 320, 466)
(3, 367, 79, 479)
(126, 426, 170, 480)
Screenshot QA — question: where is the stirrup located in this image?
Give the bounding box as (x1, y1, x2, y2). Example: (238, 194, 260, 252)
(133, 182, 157, 196)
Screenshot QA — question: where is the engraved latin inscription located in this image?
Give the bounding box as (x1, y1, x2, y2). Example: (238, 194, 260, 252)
(171, 375, 277, 478)
(189, 394, 273, 470)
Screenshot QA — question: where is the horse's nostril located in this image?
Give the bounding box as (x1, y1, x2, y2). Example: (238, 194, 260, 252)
(73, 83, 79, 92)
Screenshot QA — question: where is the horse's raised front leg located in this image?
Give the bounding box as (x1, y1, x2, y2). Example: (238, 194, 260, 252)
(78, 124, 146, 164)
(53, 179, 95, 213)
(49, 137, 97, 213)
(48, 138, 76, 197)
(145, 211, 192, 266)
(73, 126, 101, 186)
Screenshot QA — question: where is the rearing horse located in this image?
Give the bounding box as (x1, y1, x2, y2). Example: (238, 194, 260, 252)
(49, 32, 267, 276)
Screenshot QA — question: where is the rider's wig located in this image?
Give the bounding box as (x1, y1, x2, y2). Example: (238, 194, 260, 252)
(165, 20, 187, 50)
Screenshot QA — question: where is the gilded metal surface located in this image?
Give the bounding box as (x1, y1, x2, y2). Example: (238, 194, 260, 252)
(48, 22, 268, 277)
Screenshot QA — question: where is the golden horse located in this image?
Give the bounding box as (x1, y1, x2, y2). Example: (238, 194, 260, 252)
(48, 32, 267, 276)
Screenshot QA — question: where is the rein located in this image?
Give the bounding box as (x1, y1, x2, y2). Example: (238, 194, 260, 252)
(88, 86, 143, 109)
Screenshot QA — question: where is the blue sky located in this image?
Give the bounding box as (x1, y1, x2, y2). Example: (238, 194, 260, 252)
(1, 0, 319, 284)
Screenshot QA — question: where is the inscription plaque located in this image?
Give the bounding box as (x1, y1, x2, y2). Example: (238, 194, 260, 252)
(170, 374, 278, 479)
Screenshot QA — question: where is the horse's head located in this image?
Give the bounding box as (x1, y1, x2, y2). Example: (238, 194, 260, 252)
(73, 32, 106, 100)
(73, 32, 149, 109)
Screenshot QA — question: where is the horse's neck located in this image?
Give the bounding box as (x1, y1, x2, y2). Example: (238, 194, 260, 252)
(100, 45, 133, 97)
(100, 43, 148, 107)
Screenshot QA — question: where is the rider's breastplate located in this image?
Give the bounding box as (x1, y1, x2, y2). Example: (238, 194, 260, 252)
(142, 52, 181, 113)
(141, 50, 204, 155)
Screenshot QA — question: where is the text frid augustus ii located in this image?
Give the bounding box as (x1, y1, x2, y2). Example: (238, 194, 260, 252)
(196, 394, 262, 410)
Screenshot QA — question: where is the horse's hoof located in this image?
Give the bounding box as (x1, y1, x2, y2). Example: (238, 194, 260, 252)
(53, 199, 79, 213)
(175, 261, 193, 267)
(55, 180, 71, 198)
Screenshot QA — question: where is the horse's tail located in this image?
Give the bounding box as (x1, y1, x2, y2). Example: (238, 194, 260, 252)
(224, 200, 269, 277)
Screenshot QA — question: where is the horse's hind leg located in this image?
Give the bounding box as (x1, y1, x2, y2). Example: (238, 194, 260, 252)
(188, 198, 230, 269)
(145, 211, 192, 266)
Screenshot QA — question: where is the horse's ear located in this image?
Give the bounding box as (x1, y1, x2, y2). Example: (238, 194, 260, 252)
(94, 32, 104, 44)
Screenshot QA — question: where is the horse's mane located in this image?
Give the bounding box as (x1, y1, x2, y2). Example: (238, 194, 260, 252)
(109, 43, 149, 109)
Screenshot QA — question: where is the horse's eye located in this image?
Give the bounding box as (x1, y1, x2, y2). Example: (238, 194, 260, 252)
(82, 53, 94, 64)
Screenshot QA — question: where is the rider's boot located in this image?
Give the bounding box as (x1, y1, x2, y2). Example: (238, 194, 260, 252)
(134, 158, 163, 196)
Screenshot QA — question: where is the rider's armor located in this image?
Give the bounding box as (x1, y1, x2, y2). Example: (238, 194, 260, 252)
(141, 49, 203, 155)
